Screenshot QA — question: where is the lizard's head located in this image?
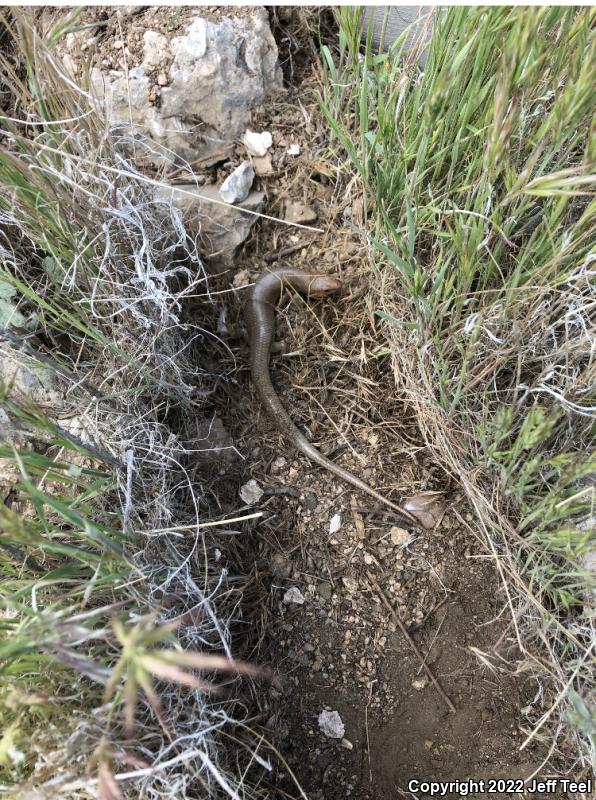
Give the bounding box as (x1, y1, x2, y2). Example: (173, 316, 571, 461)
(305, 275, 342, 299)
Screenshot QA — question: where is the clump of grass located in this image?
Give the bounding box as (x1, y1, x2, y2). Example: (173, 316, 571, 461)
(0, 11, 274, 798)
(322, 5, 595, 771)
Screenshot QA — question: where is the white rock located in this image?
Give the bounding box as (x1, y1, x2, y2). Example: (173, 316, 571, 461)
(318, 710, 345, 739)
(283, 587, 305, 606)
(71, 9, 283, 166)
(239, 478, 263, 505)
(176, 18, 208, 61)
(142, 31, 169, 70)
(219, 161, 255, 204)
(243, 129, 272, 157)
(329, 513, 342, 535)
(287, 143, 300, 156)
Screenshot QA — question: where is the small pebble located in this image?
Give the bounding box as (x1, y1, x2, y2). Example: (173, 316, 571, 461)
(318, 582, 332, 601)
(390, 526, 411, 547)
(219, 161, 254, 204)
(318, 710, 345, 739)
(243, 129, 273, 157)
(284, 200, 317, 224)
(283, 587, 305, 606)
(239, 478, 263, 506)
(329, 513, 342, 534)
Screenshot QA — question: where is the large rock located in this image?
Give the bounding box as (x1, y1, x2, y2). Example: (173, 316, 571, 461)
(155, 183, 264, 268)
(86, 9, 283, 165)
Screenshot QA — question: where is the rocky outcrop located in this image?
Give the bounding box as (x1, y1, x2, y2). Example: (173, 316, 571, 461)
(84, 9, 283, 165)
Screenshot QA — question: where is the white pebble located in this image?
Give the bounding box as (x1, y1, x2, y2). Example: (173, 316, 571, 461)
(239, 478, 263, 506)
(329, 513, 342, 535)
(318, 709, 345, 739)
(283, 587, 305, 606)
(219, 161, 254, 204)
(243, 129, 273, 157)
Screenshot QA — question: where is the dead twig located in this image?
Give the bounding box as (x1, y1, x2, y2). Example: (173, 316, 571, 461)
(367, 571, 456, 714)
(264, 237, 316, 263)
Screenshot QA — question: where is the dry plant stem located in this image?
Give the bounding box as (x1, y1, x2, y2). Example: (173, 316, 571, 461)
(141, 512, 264, 534)
(367, 571, 457, 714)
(519, 640, 596, 752)
(0, 11, 275, 794)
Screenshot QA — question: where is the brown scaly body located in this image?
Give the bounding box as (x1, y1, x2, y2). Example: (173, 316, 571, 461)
(245, 268, 417, 525)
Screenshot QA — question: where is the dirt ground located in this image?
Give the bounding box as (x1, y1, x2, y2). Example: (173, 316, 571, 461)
(223, 284, 552, 799)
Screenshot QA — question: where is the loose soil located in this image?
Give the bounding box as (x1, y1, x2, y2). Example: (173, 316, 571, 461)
(224, 289, 551, 798)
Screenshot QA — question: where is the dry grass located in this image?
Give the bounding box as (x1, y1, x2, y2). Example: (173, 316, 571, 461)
(321, 4, 595, 774)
